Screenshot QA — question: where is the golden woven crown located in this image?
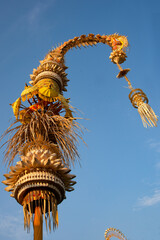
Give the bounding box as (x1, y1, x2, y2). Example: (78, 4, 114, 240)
(29, 56, 69, 92)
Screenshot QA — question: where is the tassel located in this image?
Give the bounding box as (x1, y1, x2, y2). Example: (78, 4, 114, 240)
(38, 196, 41, 210)
(138, 102, 158, 127)
(44, 194, 46, 221)
(45, 215, 48, 231)
(23, 204, 27, 230)
(26, 211, 28, 230)
(54, 199, 58, 228)
(34, 191, 38, 211)
(28, 193, 32, 221)
(21, 190, 60, 232)
(44, 193, 48, 231)
(31, 192, 34, 222)
(129, 88, 158, 127)
(27, 212, 30, 233)
(55, 207, 59, 227)
(41, 191, 45, 217)
(51, 195, 58, 230)
(48, 194, 51, 232)
(27, 203, 31, 232)
(51, 195, 55, 230)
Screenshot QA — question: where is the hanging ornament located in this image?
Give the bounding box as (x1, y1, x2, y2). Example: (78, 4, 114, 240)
(129, 88, 158, 127)
(116, 63, 157, 127)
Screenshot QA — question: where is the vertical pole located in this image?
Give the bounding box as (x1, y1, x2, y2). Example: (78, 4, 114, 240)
(34, 207, 43, 240)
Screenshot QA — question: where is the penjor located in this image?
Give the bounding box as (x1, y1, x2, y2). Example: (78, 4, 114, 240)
(1, 33, 158, 236)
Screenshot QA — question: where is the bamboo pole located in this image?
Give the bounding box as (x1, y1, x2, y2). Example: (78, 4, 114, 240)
(34, 207, 43, 240)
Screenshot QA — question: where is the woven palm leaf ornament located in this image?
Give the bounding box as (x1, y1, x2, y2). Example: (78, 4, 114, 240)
(105, 227, 127, 240)
(10, 33, 158, 128)
(1, 33, 157, 234)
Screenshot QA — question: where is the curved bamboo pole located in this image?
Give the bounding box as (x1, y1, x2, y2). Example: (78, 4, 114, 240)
(43, 33, 157, 127)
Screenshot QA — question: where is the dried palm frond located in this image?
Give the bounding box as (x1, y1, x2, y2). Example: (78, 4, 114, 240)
(21, 85, 38, 102)
(1, 110, 83, 167)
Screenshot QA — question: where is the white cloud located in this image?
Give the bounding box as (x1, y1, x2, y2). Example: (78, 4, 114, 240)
(148, 139, 160, 153)
(28, 4, 42, 25)
(0, 214, 32, 240)
(27, 1, 54, 25)
(155, 162, 160, 169)
(136, 189, 160, 208)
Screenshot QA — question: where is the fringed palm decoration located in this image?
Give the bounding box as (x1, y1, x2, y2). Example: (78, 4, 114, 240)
(10, 33, 158, 130)
(105, 227, 127, 240)
(1, 33, 157, 235)
(1, 110, 82, 166)
(2, 148, 76, 231)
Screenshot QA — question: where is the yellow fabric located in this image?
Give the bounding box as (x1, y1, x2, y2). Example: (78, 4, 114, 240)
(21, 79, 60, 102)
(39, 85, 59, 98)
(37, 79, 59, 102)
(38, 93, 57, 102)
(11, 97, 21, 119)
(21, 85, 38, 102)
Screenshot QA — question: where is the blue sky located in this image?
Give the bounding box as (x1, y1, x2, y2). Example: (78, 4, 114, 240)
(1, 0, 160, 239)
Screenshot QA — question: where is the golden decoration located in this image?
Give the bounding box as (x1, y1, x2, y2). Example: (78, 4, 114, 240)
(109, 50, 127, 64)
(116, 69, 130, 78)
(116, 63, 157, 127)
(9, 33, 157, 128)
(2, 148, 76, 231)
(129, 88, 158, 127)
(105, 227, 127, 240)
(1, 111, 82, 166)
(1, 33, 158, 237)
